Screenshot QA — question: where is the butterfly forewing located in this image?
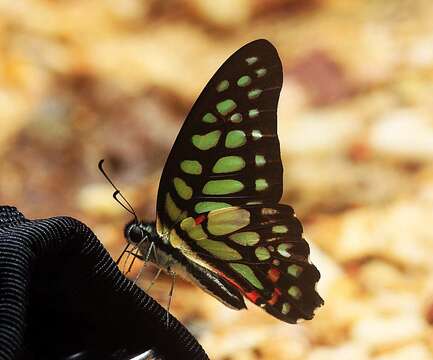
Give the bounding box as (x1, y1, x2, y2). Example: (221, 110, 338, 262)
(156, 39, 283, 234)
(154, 39, 323, 323)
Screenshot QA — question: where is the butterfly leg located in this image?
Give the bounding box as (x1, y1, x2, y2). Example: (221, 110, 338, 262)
(145, 267, 163, 292)
(115, 243, 130, 265)
(133, 262, 147, 285)
(166, 266, 176, 328)
(133, 241, 157, 284)
(125, 251, 145, 261)
(124, 246, 140, 274)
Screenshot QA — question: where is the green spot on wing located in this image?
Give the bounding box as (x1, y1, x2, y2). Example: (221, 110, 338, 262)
(180, 160, 202, 175)
(197, 239, 242, 261)
(192, 130, 221, 150)
(229, 231, 260, 246)
(255, 178, 268, 192)
(225, 130, 246, 149)
(180, 217, 208, 240)
(203, 179, 244, 195)
(255, 155, 266, 167)
(272, 225, 288, 233)
(216, 80, 229, 92)
(194, 201, 231, 214)
(230, 113, 242, 123)
(180, 217, 195, 231)
(207, 207, 250, 235)
(212, 156, 245, 174)
(202, 113, 217, 124)
(237, 75, 251, 87)
(251, 129, 262, 140)
(255, 68, 267, 77)
(229, 263, 263, 289)
(165, 193, 186, 222)
(277, 243, 292, 257)
(287, 264, 303, 278)
(216, 99, 237, 116)
(249, 109, 259, 118)
(282, 303, 291, 315)
(246, 56, 258, 65)
(248, 89, 263, 100)
(173, 177, 193, 200)
(255, 246, 270, 261)
(288, 286, 302, 299)
(189, 224, 207, 241)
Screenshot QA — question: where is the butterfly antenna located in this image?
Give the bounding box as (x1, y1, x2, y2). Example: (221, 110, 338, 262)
(98, 159, 138, 222)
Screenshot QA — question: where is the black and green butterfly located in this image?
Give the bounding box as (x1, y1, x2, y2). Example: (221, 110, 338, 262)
(111, 39, 323, 323)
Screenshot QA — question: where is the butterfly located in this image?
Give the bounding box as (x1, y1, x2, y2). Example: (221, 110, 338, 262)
(105, 39, 323, 324)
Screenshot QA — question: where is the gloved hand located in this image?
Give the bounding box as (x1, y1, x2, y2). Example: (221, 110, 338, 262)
(0, 206, 208, 360)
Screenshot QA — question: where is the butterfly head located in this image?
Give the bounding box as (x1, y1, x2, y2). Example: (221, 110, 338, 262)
(124, 219, 156, 245)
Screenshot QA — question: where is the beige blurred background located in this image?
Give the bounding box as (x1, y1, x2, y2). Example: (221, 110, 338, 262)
(1, 1, 433, 359)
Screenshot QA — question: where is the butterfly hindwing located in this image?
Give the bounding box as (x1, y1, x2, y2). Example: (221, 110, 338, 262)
(170, 204, 323, 323)
(156, 39, 283, 234)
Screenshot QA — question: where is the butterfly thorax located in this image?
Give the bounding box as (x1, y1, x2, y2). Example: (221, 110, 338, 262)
(124, 219, 183, 273)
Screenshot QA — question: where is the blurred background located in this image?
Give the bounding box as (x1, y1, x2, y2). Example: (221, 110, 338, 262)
(1, 0, 433, 359)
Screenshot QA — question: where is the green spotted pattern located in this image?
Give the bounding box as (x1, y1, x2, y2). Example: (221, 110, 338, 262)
(255, 155, 266, 167)
(194, 201, 231, 214)
(249, 109, 259, 118)
(180, 219, 208, 241)
(225, 130, 246, 149)
(216, 99, 237, 116)
(203, 179, 244, 195)
(255, 246, 270, 261)
(288, 286, 302, 299)
(202, 113, 217, 124)
(272, 225, 288, 233)
(282, 303, 291, 315)
(245, 56, 258, 65)
(180, 160, 202, 175)
(216, 80, 229, 92)
(229, 263, 263, 289)
(255, 179, 268, 192)
(198, 239, 242, 261)
(237, 75, 251, 87)
(248, 89, 263, 100)
(287, 264, 303, 278)
(212, 156, 245, 174)
(251, 129, 262, 140)
(192, 130, 221, 150)
(229, 231, 260, 246)
(165, 193, 185, 222)
(230, 113, 242, 123)
(207, 208, 250, 236)
(173, 177, 193, 200)
(255, 68, 267, 77)
(277, 243, 292, 258)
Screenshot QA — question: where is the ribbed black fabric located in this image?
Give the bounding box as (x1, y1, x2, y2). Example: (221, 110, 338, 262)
(0, 206, 208, 360)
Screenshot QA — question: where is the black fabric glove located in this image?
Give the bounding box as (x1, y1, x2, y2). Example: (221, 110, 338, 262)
(0, 206, 209, 360)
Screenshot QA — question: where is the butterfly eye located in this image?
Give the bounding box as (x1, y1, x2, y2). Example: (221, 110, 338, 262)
(128, 225, 145, 244)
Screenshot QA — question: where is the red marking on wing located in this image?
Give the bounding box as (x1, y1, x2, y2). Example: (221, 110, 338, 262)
(268, 288, 281, 305)
(245, 290, 261, 304)
(267, 268, 281, 283)
(217, 271, 262, 304)
(195, 214, 207, 225)
(219, 272, 244, 291)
